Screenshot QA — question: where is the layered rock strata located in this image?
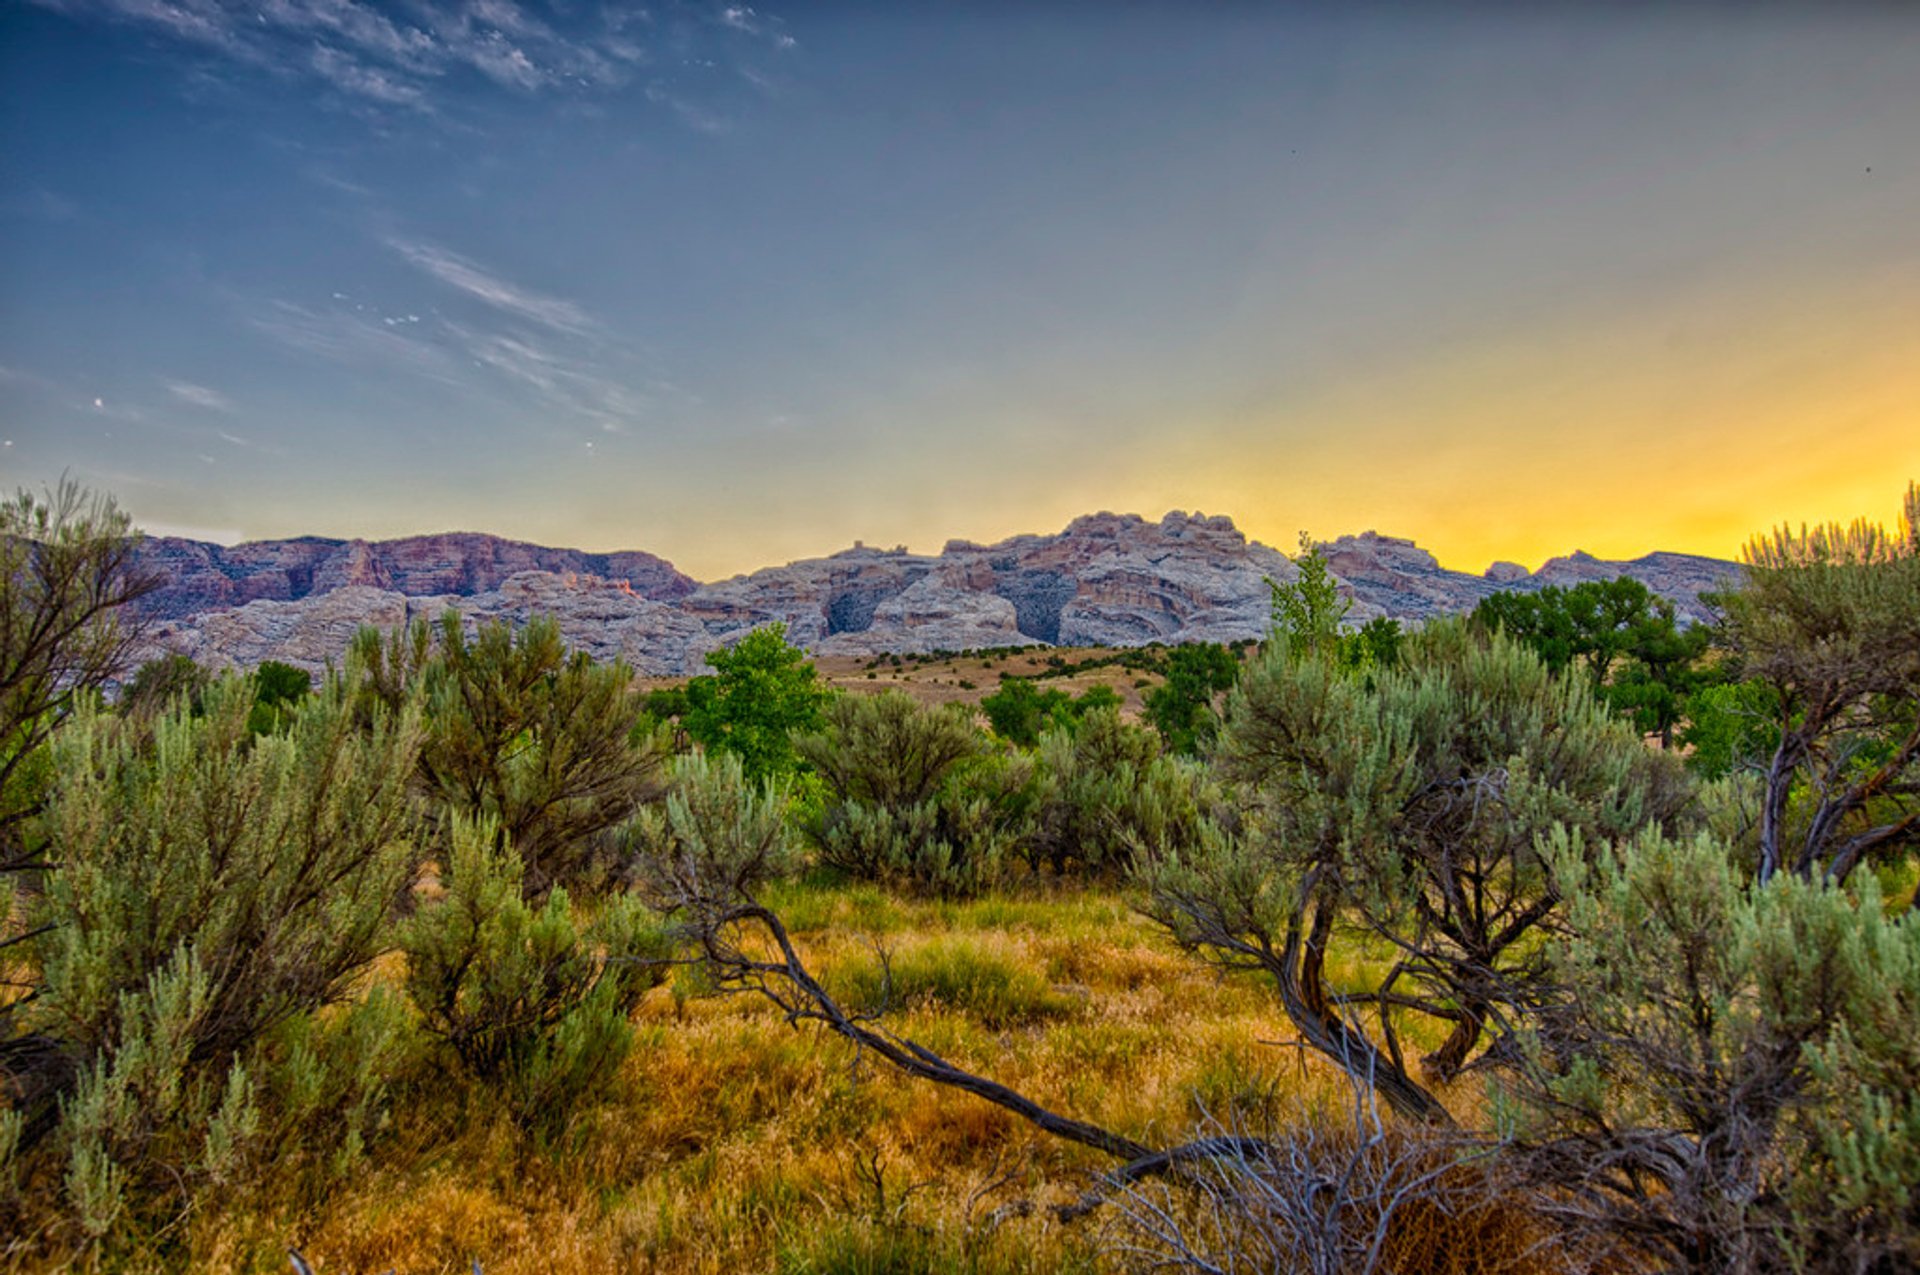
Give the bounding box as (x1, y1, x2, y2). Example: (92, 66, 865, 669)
(134, 512, 1740, 676)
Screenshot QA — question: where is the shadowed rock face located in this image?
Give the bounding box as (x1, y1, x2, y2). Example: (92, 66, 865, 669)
(993, 570, 1077, 644)
(134, 513, 1739, 676)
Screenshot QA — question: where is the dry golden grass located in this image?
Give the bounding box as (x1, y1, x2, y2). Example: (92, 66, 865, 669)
(41, 886, 1546, 1275)
(640, 646, 1166, 718)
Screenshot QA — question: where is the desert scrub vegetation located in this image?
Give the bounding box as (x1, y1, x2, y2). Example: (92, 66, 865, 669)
(2, 479, 1918, 1273)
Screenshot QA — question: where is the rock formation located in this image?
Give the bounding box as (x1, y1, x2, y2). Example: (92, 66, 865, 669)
(131, 512, 1741, 676)
(133, 532, 694, 619)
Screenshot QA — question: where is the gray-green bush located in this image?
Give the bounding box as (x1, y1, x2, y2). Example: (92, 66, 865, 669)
(2, 674, 422, 1245)
(796, 692, 1034, 897)
(401, 816, 671, 1132)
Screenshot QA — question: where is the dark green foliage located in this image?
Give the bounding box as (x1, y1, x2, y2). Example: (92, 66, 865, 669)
(246, 658, 312, 735)
(639, 685, 690, 724)
(1030, 707, 1218, 878)
(1143, 643, 1239, 755)
(979, 677, 1120, 747)
(682, 624, 832, 782)
(1343, 615, 1403, 677)
(3, 674, 424, 1241)
(350, 614, 666, 896)
(1471, 576, 1711, 744)
(118, 654, 211, 720)
(796, 692, 1033, 896)
(401, 818, 670, 1131)
(1679, 678, 1782, 780)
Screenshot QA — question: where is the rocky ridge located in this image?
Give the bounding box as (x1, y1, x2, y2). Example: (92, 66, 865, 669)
(136, 512, 1740, 676)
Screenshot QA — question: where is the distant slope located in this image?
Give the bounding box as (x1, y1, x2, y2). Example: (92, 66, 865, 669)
(136, 512, 1740, 675)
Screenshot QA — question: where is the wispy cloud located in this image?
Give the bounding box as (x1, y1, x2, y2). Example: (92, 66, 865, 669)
(308, 45, 430, 110)
(164, 380, 234, 411)
(32, 0, 793, 123)
(386, 236, 595, 335)
(248, 297, 462, 383)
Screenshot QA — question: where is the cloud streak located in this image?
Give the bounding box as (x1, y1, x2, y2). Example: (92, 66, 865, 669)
(386, 237, 595, 335)
(165, 380, 234, 411)
(32, 0, 795, 124)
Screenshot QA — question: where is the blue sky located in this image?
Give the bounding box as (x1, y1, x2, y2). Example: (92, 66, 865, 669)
(4, 2, 1918, 578)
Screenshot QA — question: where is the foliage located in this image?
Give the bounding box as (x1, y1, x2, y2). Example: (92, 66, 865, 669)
(796, 692, 1033, 896)
(626, 749, 798, 914)
(117, 653, 212, 721)
(682, 624, 833, 782)
(1268, 533, 1350, 657)
(0, 477, 161, 867)
(1144, 643, 1240, 755)
(401, 817, 670, 1131)
(243, 659, 312, 734)
(1029, 707, 1219, 878)
(1141, 620, 1692, 1121)
(1471, 577, 1712, 744)
(1677, 677, 1781, 780)
(979, 676, 1120, 747)
(1, 674, 423, 1245)
(1715, 483, 1920, 883)
(350, 613, 666, 896)
(1500, 827, 1920, 1273)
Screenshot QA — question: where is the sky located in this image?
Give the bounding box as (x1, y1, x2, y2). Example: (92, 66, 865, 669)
(3, 1, 1917, 581)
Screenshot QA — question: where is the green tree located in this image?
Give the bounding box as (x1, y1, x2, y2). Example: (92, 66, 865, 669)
(1472, 577, 1712, 745)
(1267, 532, 1349, 656)
(118, 653, 212, 721)
(1144, 643, 1240, 756)
(1717, 483, 1920, 884)
(246, 659, 313, 735)
(681, 624, 832, 782)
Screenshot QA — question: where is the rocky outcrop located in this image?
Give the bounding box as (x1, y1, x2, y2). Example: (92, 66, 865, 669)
(135, 512, 1741, 675)
(142, 572, 715, 678)
(133, 532, 695, 619)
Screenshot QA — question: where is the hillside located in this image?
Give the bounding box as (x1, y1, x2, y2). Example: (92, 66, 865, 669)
(135, 511, 1739, 675)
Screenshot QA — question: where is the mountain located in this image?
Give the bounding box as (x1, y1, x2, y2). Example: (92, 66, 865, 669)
(133, 513, 1740, 676)
(134, 531, 694, 620)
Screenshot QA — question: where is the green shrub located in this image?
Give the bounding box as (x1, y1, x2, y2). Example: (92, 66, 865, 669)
(626, 750, 797, 908)
(402, 817, 672, 1131)
(1503, 827, 1920, 1272)
(4, 674, 423, 1244)
(797, 694, 1034, 897)
(1030, 707, 1217, 878)
(351, 614, 667, 897)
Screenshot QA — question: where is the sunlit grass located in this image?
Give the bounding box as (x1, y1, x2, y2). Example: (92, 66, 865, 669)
(96, 882, 1514, 1274)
